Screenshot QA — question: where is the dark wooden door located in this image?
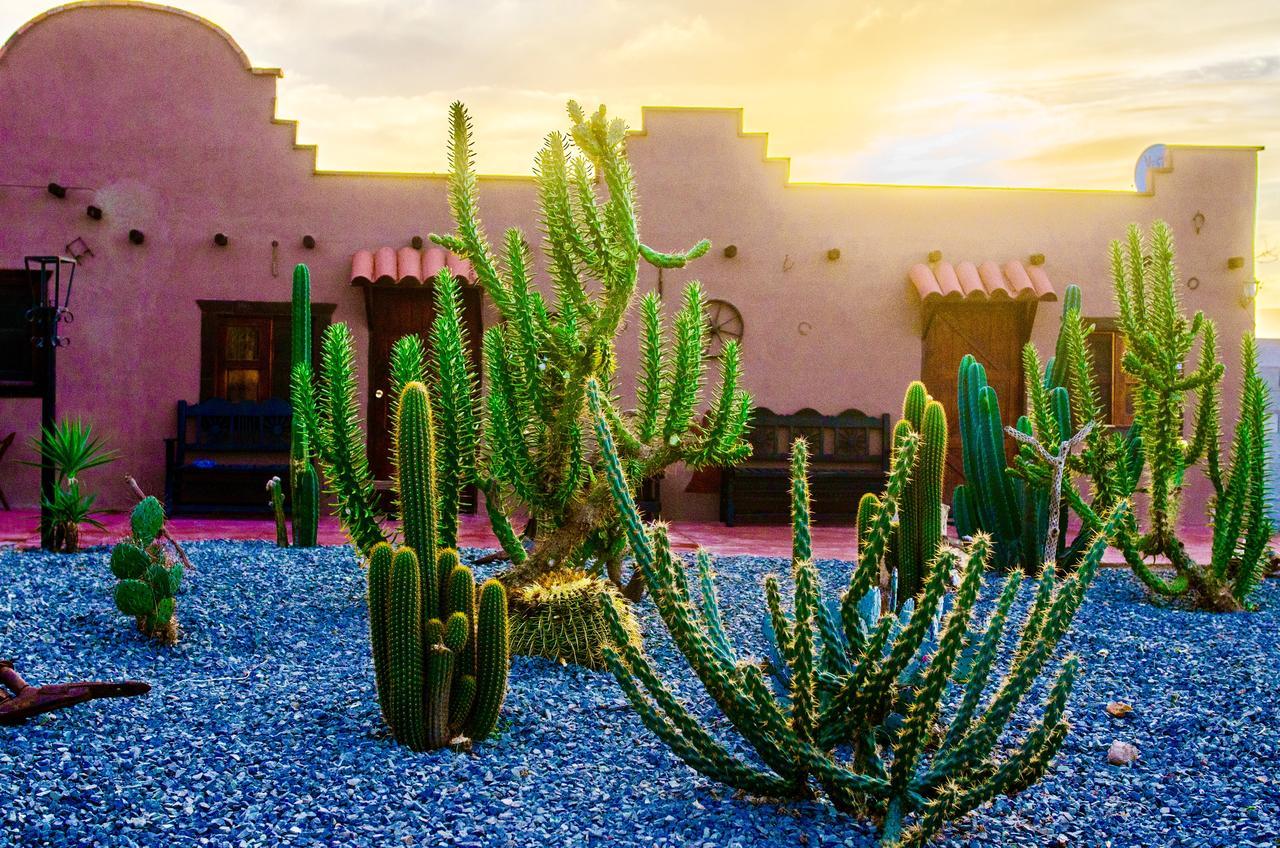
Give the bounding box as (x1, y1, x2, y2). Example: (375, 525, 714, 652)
(921, 303, 1030, 499)
(366, 286, 483, 481)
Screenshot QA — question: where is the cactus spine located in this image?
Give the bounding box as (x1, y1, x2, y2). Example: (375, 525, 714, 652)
(109, 497, 183, 644)
(589, 377, 1127, 847)
(365, 381, 510, 751)
(289, 264, 319, 548)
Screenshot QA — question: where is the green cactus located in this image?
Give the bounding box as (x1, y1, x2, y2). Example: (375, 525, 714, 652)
(288, 264, 320, 548)
(109, 497, 183, 644)
(364, 379, 510, 751)
(508, 569, 642, 670)
(1108, 222, 1272, 610)
(588, 376, 1128, 847)
(268, 476, 288, 547)
(952, 283, 1143, 575)
(301, 100, 751, 664)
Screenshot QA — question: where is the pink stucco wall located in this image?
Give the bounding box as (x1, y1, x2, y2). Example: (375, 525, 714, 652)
(0, 2, 1260, 525)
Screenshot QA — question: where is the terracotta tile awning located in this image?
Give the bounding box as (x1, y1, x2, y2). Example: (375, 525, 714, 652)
(909, 260, 1056, 303)
(350, 245, 472, 286)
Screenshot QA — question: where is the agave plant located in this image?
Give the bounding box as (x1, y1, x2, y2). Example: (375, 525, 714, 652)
(26, 418, 117, 552)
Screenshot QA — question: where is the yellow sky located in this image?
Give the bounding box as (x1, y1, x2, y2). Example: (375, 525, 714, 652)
(4, 0, 1279, 325)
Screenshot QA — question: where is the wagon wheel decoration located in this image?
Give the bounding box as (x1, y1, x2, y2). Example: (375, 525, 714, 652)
(705, 299, 743, 358)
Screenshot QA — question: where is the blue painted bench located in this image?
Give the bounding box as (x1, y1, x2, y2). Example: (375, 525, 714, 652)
(164, 398, 292, 515)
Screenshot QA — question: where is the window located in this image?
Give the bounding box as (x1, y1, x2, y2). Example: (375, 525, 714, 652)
(1085, 319, 1135, 427)
(0, 269, 43, 396)
(198, 301, 334, 402)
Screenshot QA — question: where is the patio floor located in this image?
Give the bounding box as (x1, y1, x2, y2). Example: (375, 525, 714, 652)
(0, 507, 1240, 565)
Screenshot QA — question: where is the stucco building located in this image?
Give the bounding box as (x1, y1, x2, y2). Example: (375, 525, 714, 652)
(0, 1, 1262, 524)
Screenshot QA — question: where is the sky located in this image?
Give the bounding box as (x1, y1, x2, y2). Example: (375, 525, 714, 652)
(3, 0, 1279, 318)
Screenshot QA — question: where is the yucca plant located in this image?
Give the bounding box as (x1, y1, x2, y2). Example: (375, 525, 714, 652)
(26, 417, 117, 552)
(589, 377, 1126, 846)
(1107, 222, 1271, 611)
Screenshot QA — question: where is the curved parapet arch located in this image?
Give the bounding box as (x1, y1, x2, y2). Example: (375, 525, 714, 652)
(0, 0, 282, 77)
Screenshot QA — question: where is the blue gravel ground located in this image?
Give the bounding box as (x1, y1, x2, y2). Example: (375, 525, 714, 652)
(1, 541, 1278, 848)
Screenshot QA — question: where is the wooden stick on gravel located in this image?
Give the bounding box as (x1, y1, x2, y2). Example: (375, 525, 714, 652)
(123, 475, 194, 573)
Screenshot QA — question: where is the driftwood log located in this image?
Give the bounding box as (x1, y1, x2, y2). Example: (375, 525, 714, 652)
(0, 660, 149, 726)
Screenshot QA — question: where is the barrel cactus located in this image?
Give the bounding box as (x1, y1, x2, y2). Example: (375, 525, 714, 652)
(109, 497, 182, 644)
(508, 569, 640, 670)
(366, 380, 510, 750)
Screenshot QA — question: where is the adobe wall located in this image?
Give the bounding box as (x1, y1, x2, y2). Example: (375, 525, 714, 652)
(0, 2, 1260, 528)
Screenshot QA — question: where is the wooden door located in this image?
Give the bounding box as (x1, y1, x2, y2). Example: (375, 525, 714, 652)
(366, 286, 483, 480)
(921, 303, 1031, 499)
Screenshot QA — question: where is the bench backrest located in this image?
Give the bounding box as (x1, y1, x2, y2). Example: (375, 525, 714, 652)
(747, 407, 891, 468)
(176, 398, 293, 453)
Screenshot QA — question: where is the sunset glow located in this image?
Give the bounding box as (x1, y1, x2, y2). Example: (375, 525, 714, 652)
(3, 0, 1277, 319)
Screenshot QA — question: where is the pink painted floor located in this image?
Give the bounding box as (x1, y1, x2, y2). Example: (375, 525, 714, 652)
(0, 507, 1240, 565)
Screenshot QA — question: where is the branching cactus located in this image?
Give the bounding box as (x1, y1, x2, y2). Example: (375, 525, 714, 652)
(366, 380, 509, 750)
(588, 377, 1128, 847)
(109, 497, 183, 645)
(427, 100, 750, 597)
(288, 264, 320, 548)
(1110, 222, 1271, 610)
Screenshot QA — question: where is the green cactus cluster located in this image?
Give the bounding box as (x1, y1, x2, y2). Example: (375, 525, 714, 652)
(952, 285, 1143, 573)
(508, 569, 641, 670)
(286, 264, 320, 548)
(857, 382, 947, 607)
(588, 377, 1127, 847)
(109, 497, 183, 644)
(365, 380, 509, 750)
(301, 100, 750, 663)
(1106, 222, 1272, 611)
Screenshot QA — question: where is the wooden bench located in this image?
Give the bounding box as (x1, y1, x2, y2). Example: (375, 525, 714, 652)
(720, 407, 891, 526)
(164, 399, 292, 515)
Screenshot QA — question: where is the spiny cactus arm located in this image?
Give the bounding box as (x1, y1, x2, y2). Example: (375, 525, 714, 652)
(1235, 346, 1272, 603)
(635, 292, 667, 443)
(568, 157, 608, 277)
(790, 439, 813, 563)
(975, 386, 1020, 536)
(939, 569, 1023, 751)
(387, 547, 426, 750)
(466, 578, 509, 741)
(696, 550, 736, 667)
(687, 341, 751, 468)
(502, 229, 550, 421)
(387, 334, 427, 431)
(482, 329, 541, 506)
(536, 132, 592, 319)
(790, 557, 820, 744)
(638, 239, 712, 269)
(1023, 345, 1058, 447)
(662, 283, 708, 444)
(444, 560, 477, 674)
(842, 430, 919, 641)
(480, 481, 528, 565)
(890, 542, 988, 797)
(599, 633, 801, 796)
(817, 614, 895, 751)
(425, 645, 455, 750)
(430, 102, 514, 317)
(314, 324, 385, 554)
(764, 573, 795, 661)
(905, 658, 1076, 848)
(395, 383, 440, 611)
(1123, 544, 1189, 596)
(430, 271, 479, 550)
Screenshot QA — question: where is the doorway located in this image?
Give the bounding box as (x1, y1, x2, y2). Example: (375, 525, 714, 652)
(921, 302, 1034, 499)
(365, 285, 483, 484)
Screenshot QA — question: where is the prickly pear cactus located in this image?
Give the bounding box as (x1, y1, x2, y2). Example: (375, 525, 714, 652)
(109, 497, 182, 644)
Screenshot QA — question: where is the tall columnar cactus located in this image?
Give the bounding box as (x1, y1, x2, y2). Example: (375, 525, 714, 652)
(952, 284, 1143, 573)
(366, 380, 509, 750)
(1109, 222, 1271, 611)
(305, 101, 751, 607)
(589, 378, 1127, 847)
(289, 264, 320, 548)
(109, 497, 183, 645)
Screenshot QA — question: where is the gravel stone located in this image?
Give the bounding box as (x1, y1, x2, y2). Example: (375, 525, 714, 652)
(1, 541, 1277, 847)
